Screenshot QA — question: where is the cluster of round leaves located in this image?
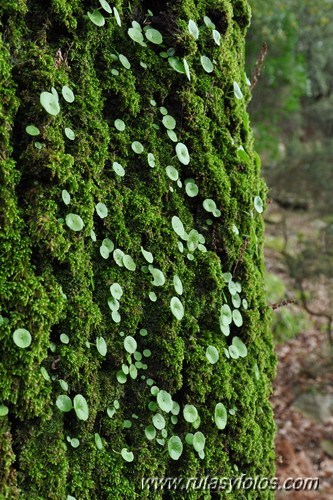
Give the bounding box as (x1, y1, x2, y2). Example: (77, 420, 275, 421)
(87, 0, 121, 27)
(56, 394, 89, 421)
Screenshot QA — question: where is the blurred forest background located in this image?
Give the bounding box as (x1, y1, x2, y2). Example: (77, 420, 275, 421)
(246, 0, 333, 496)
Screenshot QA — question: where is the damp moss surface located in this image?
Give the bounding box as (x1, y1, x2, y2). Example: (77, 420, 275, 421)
(0, 1, 276, 498)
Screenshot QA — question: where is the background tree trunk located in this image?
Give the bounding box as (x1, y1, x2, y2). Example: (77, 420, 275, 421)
(0, 1, 275, 498)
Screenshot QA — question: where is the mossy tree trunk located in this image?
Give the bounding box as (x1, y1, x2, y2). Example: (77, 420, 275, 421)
(0, 0, 275, 498)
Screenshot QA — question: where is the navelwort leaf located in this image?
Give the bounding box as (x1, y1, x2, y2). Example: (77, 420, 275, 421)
(62, 85, 75, 103)
(215, 403, 227, 429)
(200, 56, 214, 73)
(168, 436, 183, 460)
(13, 328, 32, 348)
(183, 404, 198, 423)
(157, 390, 173, 413)
(65, 214, 84, 231)
(254, 195, 264, 213)
(175, 142, 190, 165)
(145, 28, 163, 45)
(170, 297, 184, 320)
(40, 90, 60, 116)
(96, 337, 107, 356)
(26, 125, 40, 136)
(73, 394, 89, 421)
(188, 19, 199, 40)
(233, 81, 244, 100)
(124, 335, 137, 354)
(95, 202, 108, 218)
(206, 345, 219, 364)
(121, 448, 134, 462)
(87, 10, 105, 27)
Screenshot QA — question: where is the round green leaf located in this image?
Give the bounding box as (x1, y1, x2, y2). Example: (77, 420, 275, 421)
(229, 345, 240, 359)
(110, 283, 123, 300)
(108, 295, 120, 310)
(114, 119, 126, 131)
(131, 141, 144, 154)
(95, 202, 108, 219)
(56, 395, 72, 412)
(170, 296, 184, 320)
(185, 182, 199, 197)
(124, 335, 137, 354)
(121, 448, 134, 462)
(233, 81, 244, 100)
(183, 58, 191, 81)
(152, 413, 166, 430)
(168, 57, 186, 74)
(62, 85, 75, 103)
(119, 54, 131, 69)
(200, 56, 214, 73)
(145, 424, 156, 440)
(157, 390, 173, 413)
(129, 364, 138, 380)
(162, 115, 176, 130)
(95, 432, 103, 450)
(59, 380, 68, 391)
(73, 394, 89, 421)
(213, 29, 221, 45)
(232, 309, 243, 327)
(40, 91, 60, 116)
(65, 213, 84, 232)
(232, 336, 247, 357)
(62, 189, 71, 205)
(102, 238, 114, 252)
(123, 254, 136, 271)
(206, 345, 219, 364)
(141, 246, 153, 263)
(149, 291, 157, 302)
(25, 125, 40, 136)
(0, 405, 9, 417)
(88, 10, 105, 26)
(96, 336, 107, 356)
(128, 27, 145, 45)
(145, 28, 163, 45)
(113, 7, 121, 26)
(150, 267, 165, 286)
(40, 367, 50, 381)
(116, 370, 127, 384)
(175, 142, 190, 165)
(13, 328, 32, 348)
(70, 438, 80, 448)
(173, 275, 183, 295)
(188, 19, 199, 40)
(232, 293, 241, 308)
(99, 0, 112, 13)
(215, 403, 227, 430)
(168, 435, 183, 460)
(166, 165, 178, 181)
(147, 153, 155, 168)
(60, 333, 69, 344)
(171, 215, 185, 239)
(254, 196, 264, 213)
(192, 431, 205, 452)
(220, 304, 232, 325)
(204, 15, 215, 28)
(183, 404, 198, 423)
(203, 198, 216, 212)
(113, 161, 125, 177)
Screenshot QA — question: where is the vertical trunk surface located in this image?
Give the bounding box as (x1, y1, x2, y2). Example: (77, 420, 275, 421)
(0, 0, 275, 498)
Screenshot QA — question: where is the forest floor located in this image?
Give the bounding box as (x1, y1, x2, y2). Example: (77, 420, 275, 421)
(264, 203, 333, 499)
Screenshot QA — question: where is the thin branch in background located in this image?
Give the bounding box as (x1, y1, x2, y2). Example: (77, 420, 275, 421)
(251, 42, 268, 90)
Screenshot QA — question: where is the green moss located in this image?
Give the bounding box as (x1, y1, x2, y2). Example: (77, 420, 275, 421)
(0, 0, 275, 497)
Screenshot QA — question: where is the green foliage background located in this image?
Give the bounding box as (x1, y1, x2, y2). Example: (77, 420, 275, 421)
(0, 1, 275, 498)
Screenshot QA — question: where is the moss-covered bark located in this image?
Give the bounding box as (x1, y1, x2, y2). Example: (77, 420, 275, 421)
(0, 0, 276, 498)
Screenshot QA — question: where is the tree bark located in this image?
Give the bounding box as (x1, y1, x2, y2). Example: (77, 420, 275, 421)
(0, 0, 275, 498)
